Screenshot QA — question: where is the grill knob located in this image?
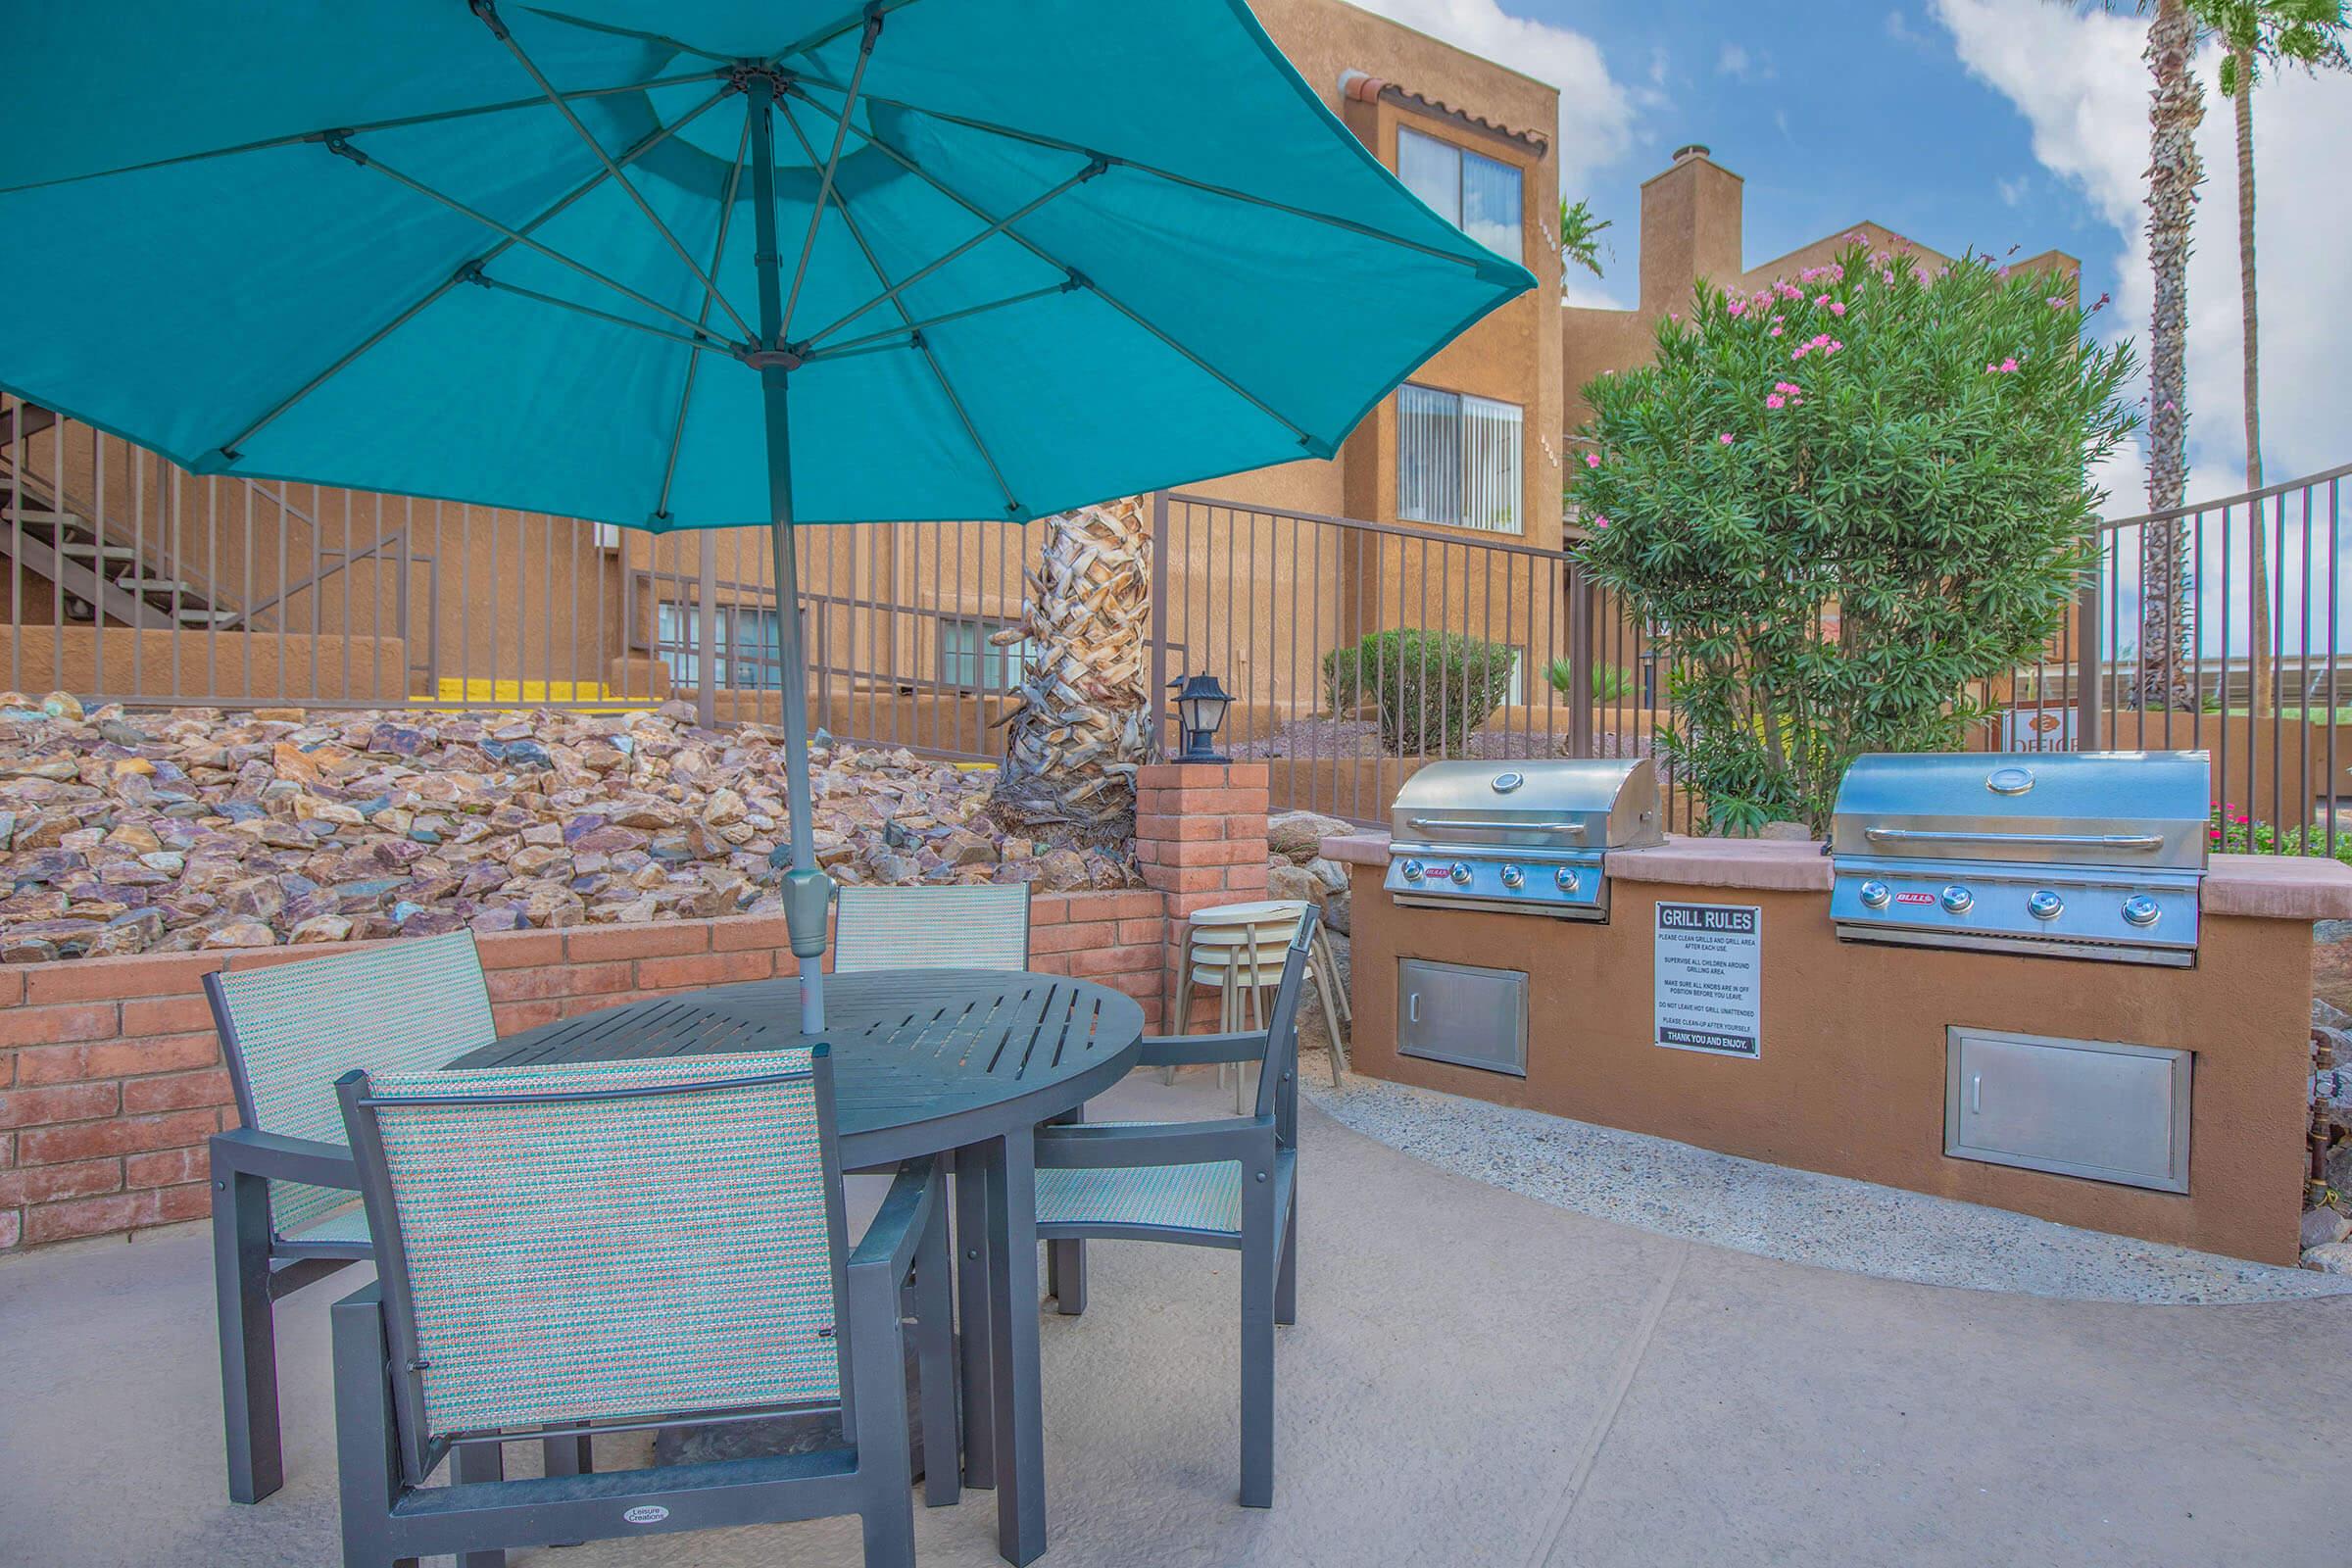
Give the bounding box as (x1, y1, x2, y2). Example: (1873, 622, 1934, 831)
(2121, 893, 2162, 928)
(1448, 862, 1474, 886)
(1857, 879, 1891, 910)
(1939, 884, 1974, 914)
(1555, 867, 1583, 895)
(2027, 889, 2065, 921)
(1499, 863, 1526, 890)
(1399, 858, 1425, 883)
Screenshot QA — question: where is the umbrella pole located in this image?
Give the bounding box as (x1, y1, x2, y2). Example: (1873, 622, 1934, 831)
(746, 74, 829, 1035)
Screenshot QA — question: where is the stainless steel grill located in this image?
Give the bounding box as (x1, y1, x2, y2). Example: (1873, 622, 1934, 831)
(1384, 759, 1666, 920)
(1829, 752, 2210, 966)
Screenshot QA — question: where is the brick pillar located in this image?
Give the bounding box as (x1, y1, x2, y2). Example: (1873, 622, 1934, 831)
(1135, 761, 1271, 1033)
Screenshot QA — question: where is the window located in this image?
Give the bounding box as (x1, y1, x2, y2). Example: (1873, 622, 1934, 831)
(1398, 385, 1523, 534)
(657, 603, 788, 690)
(1397, 126, 1523, 261)
(940, 616, 1030, 692)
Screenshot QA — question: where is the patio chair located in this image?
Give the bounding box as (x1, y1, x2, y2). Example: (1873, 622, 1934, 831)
(1032, 907, 1314, 1509)
(329, 1048, 938, 1568)
(831, 882, 1033, 973)
(203, 930, 590, 1509)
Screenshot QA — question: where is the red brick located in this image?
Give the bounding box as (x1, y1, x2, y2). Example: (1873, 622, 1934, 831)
(225, 943, 368, 971)
(154, 1180, 213, 1225)
(1, 1131, 13, 1167)
(565, 923, 711, 961)
(474, 930, 566, 969)
(491, 999, 570, 1035)
(0, 1157, 122, 1206)
(1060, 946, 1156, 979)
(1085, 892, 1162, 920)
(1158, 786, 1269, 815)
(122, 1069, 232, 1115)
(24, 1189, 169, 1245)
(0, 1004, 120, 1050)
(16, 1033, 219, 1085)
(0, 970, 21, 1007)
(120, 995, 215, 1037)
(1116, 919, 1166, 944)
(1029, 921, 1117, 956)
(0, 1081, 121, 1131)
(1144, 865, 1225, 895)
(20, 1107, 218, 1165)
(1136, 812, 1225, 842)
(486, 961, 632, 1004)
(1092, 970, 1162, 1002)
(1221, 864, 1271, 893)
(711, 915, 794, 953)
(1027, 897, 1071, 926)
(124, 1146, 207, 1189)
(21, 952, 225, 1005)
(0, 1211, 19, 1250)
(1161, 838, 1263, 867)
(635, 951, 772, 991)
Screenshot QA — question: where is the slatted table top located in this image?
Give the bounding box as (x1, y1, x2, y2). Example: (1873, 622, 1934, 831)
(448, 968, 1148, 1166)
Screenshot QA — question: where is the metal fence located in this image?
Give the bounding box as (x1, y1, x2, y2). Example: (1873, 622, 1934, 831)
(8, 391, 2349, 848)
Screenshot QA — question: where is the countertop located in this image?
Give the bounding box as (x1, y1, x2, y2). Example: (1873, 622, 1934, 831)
(1318, 829, 2352, 920)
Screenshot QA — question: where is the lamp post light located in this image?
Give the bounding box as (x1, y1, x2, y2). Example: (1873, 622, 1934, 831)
(1168, 671, 1233, 764)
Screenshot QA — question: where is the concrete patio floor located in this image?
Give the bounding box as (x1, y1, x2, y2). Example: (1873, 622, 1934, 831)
(2, 1070, 2346, 1568)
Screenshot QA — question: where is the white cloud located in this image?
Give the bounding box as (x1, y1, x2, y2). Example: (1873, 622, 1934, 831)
(1344, 0, 1636, 192)
(1885, 8, 1937, 51)
(1716, 43, 1770, 80)
(1934, 0, 2352, 503)
(1996, 173, 2030, 207)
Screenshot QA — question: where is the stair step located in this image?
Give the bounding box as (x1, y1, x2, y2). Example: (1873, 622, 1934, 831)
(1, 508, 76, 528)
(112, 576, 197, 596)
(0, 404, 59, 446)
(59, 541, 137, 563)
(172, 607, 238, 626)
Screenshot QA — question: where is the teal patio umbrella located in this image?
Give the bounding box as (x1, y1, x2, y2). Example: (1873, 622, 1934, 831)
(0, 0, 1534, 1027)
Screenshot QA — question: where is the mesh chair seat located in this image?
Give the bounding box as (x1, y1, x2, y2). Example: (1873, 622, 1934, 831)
(1036, 1123, 1243, 1237)
(278, 1200, 369, 1248)
(831, 884, 1031, 974)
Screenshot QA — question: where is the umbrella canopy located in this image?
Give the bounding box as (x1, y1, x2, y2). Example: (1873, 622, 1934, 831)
(0, 0, 1536, 1024)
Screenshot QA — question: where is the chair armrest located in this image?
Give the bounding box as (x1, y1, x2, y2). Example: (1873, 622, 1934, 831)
(847, 1158, 942, 1284)
(1036, 1117, 1272, 1169)
(1138, 1031, 1266, 1068)
(210, 1127, 359, 1189)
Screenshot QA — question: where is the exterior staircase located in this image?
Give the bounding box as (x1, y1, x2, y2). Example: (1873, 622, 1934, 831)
(1, 401, 241, 630)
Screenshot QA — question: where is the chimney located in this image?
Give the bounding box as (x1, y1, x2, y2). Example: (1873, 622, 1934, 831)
(1638, 144, 1743, 316)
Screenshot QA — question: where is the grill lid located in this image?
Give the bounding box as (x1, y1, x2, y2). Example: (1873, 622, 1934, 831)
(1829, 752, 2210, 871)
(1390, 759, 1666, 853)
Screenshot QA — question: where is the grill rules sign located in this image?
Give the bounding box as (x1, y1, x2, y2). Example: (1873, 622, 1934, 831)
(1653, 902, 1762, 1058)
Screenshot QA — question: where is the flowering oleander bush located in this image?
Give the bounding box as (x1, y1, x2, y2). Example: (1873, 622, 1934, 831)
(2210, 802, 2352, 863)
(1571, 241, 2138, 834)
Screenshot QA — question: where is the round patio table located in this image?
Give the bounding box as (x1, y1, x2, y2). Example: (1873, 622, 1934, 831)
(447, 967, 1147, 1567)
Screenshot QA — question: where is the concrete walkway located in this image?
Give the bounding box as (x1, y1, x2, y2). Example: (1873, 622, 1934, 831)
(2, 1071, 2346, 1568)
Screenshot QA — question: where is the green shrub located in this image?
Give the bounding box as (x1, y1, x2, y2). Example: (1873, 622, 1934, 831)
(1544, 659, 1634, 704)
(1324, 629, 1518, 757)
(2212, 803, 2352, 863)
(1570, 241, 2138, 833)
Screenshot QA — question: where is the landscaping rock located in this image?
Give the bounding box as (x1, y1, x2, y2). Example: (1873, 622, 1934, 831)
(0, 705, 1138, 957)
(2300, 1241, 2352, 1276)
(1267, 809, 1351, 863)
(2301, 1205, 2351, 1251)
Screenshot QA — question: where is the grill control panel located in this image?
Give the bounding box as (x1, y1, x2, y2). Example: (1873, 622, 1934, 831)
(1385, 848, 1610, 919)
(1829, 862, 2199, 966)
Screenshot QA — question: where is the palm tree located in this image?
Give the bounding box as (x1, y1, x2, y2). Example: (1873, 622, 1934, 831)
(2191, 0, 2348, 715)
(1559, 198, 1614, 283)
(2141, 0, 2206, 710)
(991, 495, 1155, 830)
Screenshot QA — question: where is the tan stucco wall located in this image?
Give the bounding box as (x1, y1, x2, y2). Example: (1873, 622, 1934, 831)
(1347, 863, 2314, 1264)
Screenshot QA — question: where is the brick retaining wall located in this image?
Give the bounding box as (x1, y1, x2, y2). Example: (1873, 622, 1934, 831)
(1, 765, 1267, 1251)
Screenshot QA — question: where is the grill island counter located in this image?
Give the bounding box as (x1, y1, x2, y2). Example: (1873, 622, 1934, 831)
(1326, 754, 2352, 1266)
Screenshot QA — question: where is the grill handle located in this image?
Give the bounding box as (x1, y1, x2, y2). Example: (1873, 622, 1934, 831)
(1860, 827, 2167, 851)
(1406, 816, 1588, 839)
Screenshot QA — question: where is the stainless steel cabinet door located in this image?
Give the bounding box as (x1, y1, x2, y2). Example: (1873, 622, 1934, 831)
(1398, 959, 1528, 1077)
(1945, 1027, 2191, 1193)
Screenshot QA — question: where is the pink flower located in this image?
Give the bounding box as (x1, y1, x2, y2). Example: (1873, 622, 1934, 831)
(1718, 432, 1735, 445)
(1815, 294, 1832, 307)
(1825, 340, 1843, 356)
(1774, 381, 1802, 394)
(2046, 295, 2068, 309)
(1829, 301, 1846, 317)
(1811, 333, 1833, 348)
(1592, 514, 1610, 530)
(1728, 298, 1746, 317)
(1765, 393, 1786, 410)
(1585, 452, 1600, 469)
(1985, 363, 1999, 373)
(1769, 324, 1784, 337)
(1999, 357, 2019, 373)
(1791, 345, 1808, 361)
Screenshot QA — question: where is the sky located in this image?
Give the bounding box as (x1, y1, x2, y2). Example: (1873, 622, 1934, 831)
(1348, 0, 2352, 655)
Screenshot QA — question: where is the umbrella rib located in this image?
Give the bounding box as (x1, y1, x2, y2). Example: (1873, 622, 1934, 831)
(844, 94, 1500, 273)
(467, 271, 733, 354)
(776, 100, 1022, 516)
(209, 86, 735, 464)
(333, 138, 742, 345)
(655, 114, 755, 524)
(804, 283, 1069, 360)
(799, 162, 1104, 350)
(788, 88, 1326, 454)
(780, 10, 884, 343)
(475, 2, 759, 344)
(0, 70, 731, 199)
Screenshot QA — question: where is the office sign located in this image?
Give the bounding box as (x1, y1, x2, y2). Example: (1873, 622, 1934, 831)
(1653, 902, 1762, 1059)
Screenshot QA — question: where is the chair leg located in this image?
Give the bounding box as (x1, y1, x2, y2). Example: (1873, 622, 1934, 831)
(1239, 1162, 1278, 1509)
(1276, 1186, 1298, 1328)
(912, 1160, 961, 1508)
(1042, 1116, 1087, 1318)
(1313, 941, 1348, 1085)
(214, 1163, 283, 1504)
(540, 1426, 590, 1546)
(953, 1152, 996, 1492)
(850, 1263, 918, 1568)
(331, 1291, 411, 1568)
(452, 1445, 507, 1568)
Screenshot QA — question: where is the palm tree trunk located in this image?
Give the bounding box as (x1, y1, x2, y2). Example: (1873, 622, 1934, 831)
(2141, 0, 2204, 711)
(2234, 46, 2273, 718)
(992, 495, 1155, 828)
